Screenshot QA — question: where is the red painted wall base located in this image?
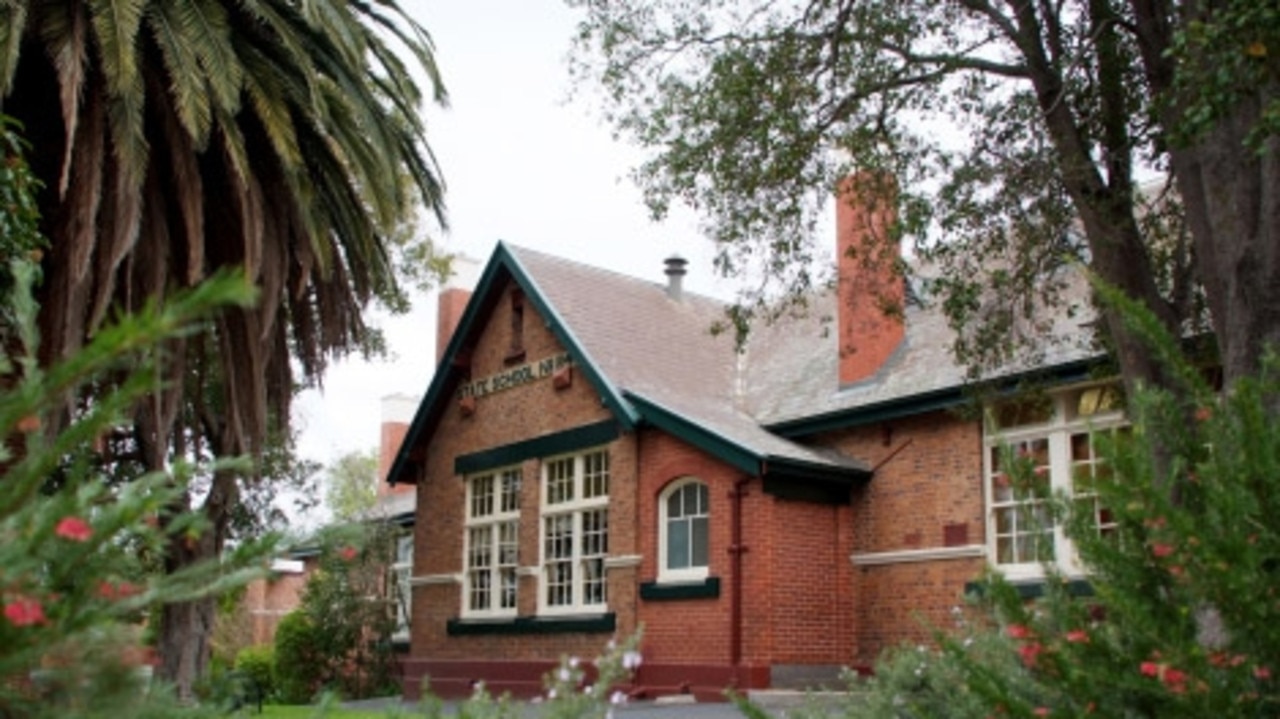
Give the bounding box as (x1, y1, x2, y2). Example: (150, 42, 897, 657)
(400, 658, 773, 702)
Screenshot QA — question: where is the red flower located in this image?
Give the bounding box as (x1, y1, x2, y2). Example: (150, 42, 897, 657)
(338, 546, 358, 561)
(16, 415, 40, 433)
(1162, 667, 1188, 694)
(1194, 406, 1212, 422)
(1006, 623, 1032, 639)
(1140, 661, 1160, 677)
(1018, 642, 1044, 668)
(4, 596, 46, 626)
(1255, 666, 1272, 680)
(1033, 708, 1050, 717)
(1150, 543, 1175, 559)
(1064, 629, 1090, 644)
(55, 516, 92, 542)
(97, 581, 142, 600)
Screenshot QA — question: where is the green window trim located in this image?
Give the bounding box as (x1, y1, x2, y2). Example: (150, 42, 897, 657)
(455, 421, 619, 476)
(639, 576, 721, 601)
(445, 613, 616, 636)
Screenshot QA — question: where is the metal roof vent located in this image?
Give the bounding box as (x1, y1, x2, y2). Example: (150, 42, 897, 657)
(664, 255, 688, 301)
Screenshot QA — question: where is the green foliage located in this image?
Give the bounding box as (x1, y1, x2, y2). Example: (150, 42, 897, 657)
(568, 0, 1277, 394)
(824, 338, 1280, 716)
(1169, 0, 1280, 149)
(273, 610, 326, 705)
(0, 114, 44, 321)
(324, 449, 380, 522)
(273, 524, 401, 704)
(234, 644, 277, 701)
(0, 198, 275, 714)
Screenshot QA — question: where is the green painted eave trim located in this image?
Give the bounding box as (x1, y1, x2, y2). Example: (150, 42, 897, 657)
(766, 359, 1099, 439)
(623, 392, 762, 476)
(446, 613, 617, 636)
(505, 244, 640, 429)
(764, 455, 871, 485)
(386, 242, 638, 485)
(625, 392, 869, 494)
(639, 576, 721, 601)
(454, 421, 621, 475)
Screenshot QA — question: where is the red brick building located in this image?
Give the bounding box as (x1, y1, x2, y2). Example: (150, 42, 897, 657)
(386, 188, 1117, 700)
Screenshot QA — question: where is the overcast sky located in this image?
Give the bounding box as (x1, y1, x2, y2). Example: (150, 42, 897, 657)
(291, 0, 736, 470)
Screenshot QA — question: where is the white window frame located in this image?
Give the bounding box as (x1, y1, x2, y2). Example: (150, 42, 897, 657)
(658, 478, 710, 583)
(538, 448, 610, 616)
(391, 533, 413, 641)
(984, 384, 1125, 581)
(462, 467, 522, 618)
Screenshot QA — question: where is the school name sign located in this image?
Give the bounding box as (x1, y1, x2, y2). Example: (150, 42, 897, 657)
(458, 352, 572, 400)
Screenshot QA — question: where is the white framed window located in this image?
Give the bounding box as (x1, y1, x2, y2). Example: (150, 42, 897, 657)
(539, 448, 610, 615)
(658, 478, 709, 582)
(985, 384, 1125, 580)
(391, 533, 413, 641)
(463, 467, 521, 617)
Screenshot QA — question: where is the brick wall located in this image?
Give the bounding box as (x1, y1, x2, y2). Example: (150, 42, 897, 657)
(242, 558, 315, 646)
(634, 431, 735, 666)
(815, 409, 987, 666)
(411, 281, 629, 664)
(405, 276, 994, 692)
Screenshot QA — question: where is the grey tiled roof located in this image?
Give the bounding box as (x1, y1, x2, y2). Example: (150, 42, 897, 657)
(508, 244, 1099, 467)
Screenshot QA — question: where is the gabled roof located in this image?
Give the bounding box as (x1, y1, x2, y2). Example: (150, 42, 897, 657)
(386, 242, 873, 487)
(387, 242, 1101, 489)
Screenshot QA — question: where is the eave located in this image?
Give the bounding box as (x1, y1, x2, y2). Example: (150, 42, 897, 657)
(386, 242, 638, 486)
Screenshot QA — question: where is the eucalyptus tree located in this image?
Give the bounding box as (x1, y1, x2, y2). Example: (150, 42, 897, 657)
(568, 0, 1278, 399)
(0, 0, 448, 695)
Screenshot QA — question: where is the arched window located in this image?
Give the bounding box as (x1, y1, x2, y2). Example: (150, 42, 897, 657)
(659, 479, 709, 582)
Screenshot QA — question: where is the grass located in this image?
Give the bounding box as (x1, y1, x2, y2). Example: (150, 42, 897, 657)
(251, 705, 395, 719)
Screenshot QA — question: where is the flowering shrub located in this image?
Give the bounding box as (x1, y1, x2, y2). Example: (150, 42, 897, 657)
(0, 120, 275, 716)
(273, 524, 402, 703)
(821, 359, 1279, 715)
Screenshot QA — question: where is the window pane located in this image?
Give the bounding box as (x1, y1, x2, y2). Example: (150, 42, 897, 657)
(667, 521, 689, 569)
(667, 489, 683, 518)
(695, 483, 708, 514)
(471, 475, 494, 517)
(584, 451, 610, 498)
(691, 516, 709, 567)
(500, 469, 522, 512)
(546, 458, 575, 504)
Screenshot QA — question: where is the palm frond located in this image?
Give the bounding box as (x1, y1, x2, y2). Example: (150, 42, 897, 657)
(0, 3, 27, 96)
(145, 1, 214, 146)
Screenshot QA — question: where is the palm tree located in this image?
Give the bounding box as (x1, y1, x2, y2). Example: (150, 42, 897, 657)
(0, 0, 447, 696)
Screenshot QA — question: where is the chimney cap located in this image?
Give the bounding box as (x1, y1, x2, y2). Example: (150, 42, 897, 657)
(663, 255, 688, 300)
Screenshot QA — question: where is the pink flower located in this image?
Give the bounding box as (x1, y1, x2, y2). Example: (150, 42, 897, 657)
(1150, 543, 1175, 558)
(1033, 708, 1050, 717)
(338, 546, 358, 561)
(1018, 642, 1044, 669)
(1162, 667, 1188, 694)
(1140, 661, 1160, 677)
(55, 516, 92, 542)
(97, 581, 141, 600)
(1006, 624, 1032, 639)
(1064, 630, 1089, 644)
(4, 596, 46, 626)
(1255, 666, 1272, 680)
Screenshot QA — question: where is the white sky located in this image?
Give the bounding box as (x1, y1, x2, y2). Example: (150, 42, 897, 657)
(291, 0, 737, 469)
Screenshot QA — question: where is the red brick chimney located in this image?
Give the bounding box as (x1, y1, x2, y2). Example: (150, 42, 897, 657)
(836, 172, 904, 385)
(378, 393, 418, 493)
(435, 255, 481, 366)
